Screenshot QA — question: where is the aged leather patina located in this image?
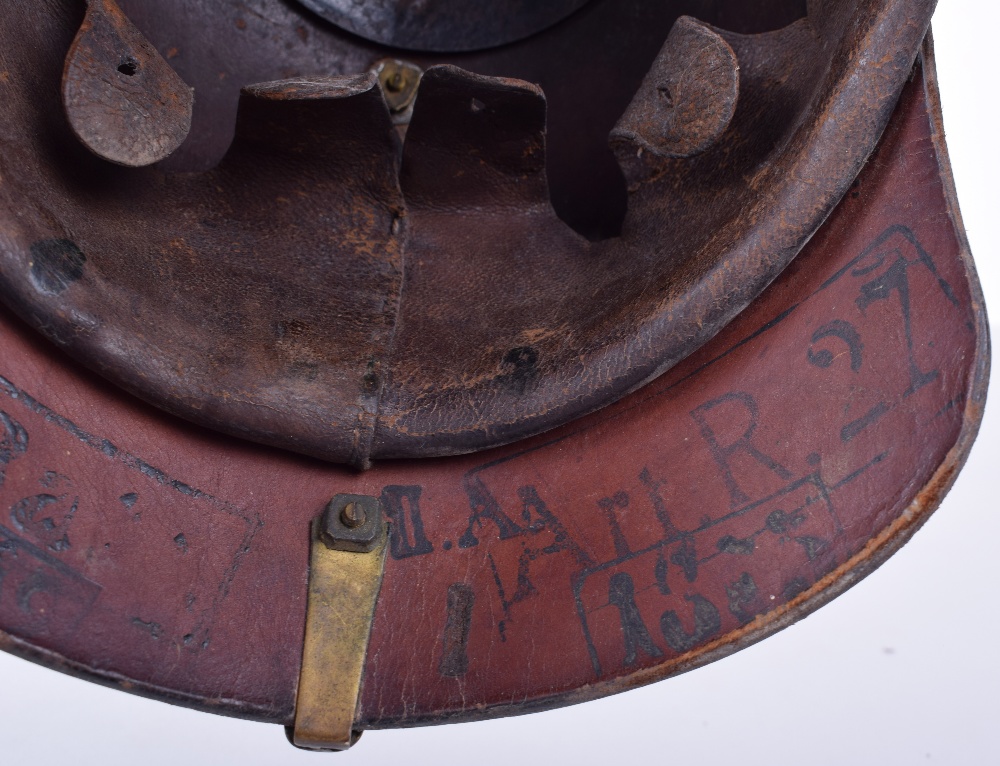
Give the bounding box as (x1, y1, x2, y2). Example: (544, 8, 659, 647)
(0, 0, 936, 468)
(0, 0, 987, 753)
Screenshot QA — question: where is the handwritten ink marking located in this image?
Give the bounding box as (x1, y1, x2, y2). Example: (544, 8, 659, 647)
(690, 392, 792, 508)
(517, 486, 592, 566)
(0, 411, 28, 488)
(454, 478, 594, 641)
(660, 594, 721, 653)
(846, 225, 959, 396)
(608, 572, 663, 668)
(461, 476, 590, 558)
(381, 485, 434, 559)
(449, 222, 961, 680)
(794, 536, 830, 562)
(716, 534, 755, 555)
(933, 398, 959, 421)
(670, 536, 699, 583)
(439, 583, 475, 678)
(822, 225, 957, 302)
(829, 452, 889, 491)
(478, 484, 593, 639)
(456, 227, 961, 515)
(0, 524, 101, 638)
(654, 551, 671, 595)
(459, 475, 522, 548)
(856, 256, 938, 395)
(39, 471, 71, 489)
(486, 550, 535, 643)
(573, 462, 874, 676)
(0, 375, 262, 644)
(131, 616, 163, 640)
(15, 570, 56, 613)
(10, 493, 78, 552)
(639, 468, 679, 539)
(840, 401, 891, 442)
(765, 508, 806, 535)
(726, 573, 758, 623)
(598, 491, 633, 558)
(0, 377, 214, 501)
(808, 319, 863, 372)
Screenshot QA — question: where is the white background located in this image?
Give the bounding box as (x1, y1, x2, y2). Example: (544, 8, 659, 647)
(1, 3, 997, 764)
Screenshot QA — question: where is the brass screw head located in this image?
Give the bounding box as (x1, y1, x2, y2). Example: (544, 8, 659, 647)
(340, 501, 366, 529)
(373, 59, 423, 115)
(384, 70, 406, 94)
(319, 495, 383, 553)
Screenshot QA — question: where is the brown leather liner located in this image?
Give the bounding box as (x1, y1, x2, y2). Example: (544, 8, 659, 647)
(0, 1, 938, 467)
(0, 41, 987, 731)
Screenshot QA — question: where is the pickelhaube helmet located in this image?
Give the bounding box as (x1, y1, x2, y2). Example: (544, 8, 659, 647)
(0, 0, 988, 756)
